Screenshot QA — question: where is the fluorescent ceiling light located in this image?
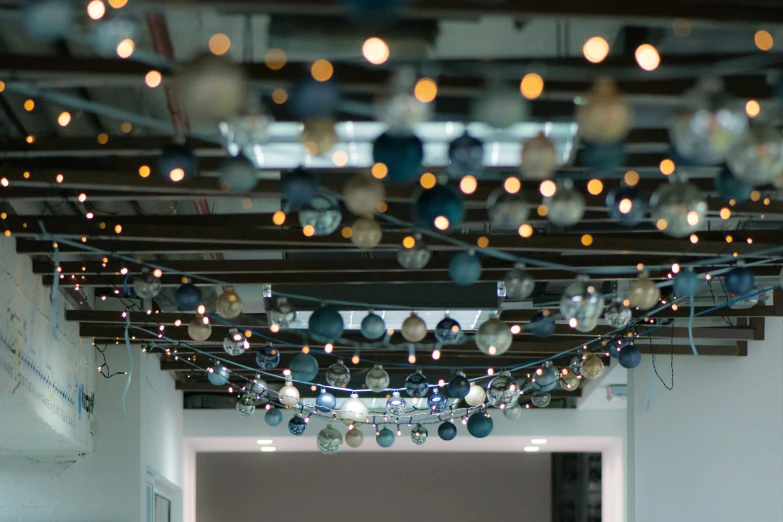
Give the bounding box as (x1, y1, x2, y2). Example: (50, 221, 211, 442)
(531, 439, 548, 445)
(260, 447, 277, 452)
(256, 439, 273, 445)
(523, 446, 540, 452)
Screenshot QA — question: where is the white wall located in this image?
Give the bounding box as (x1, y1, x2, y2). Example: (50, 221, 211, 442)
(628, 318, 783, 522)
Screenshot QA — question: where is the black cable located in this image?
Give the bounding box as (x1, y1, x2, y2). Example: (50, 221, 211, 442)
(648, 326, 673, 391)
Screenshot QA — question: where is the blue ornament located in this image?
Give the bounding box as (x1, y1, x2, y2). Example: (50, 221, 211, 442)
(529, 312, 556, 338)
(264, 408, 283, 426)
(289, 77, 340, 120)
(372, 132, 424, 184)
(532, 364, 559, 393)
(449, 252, 482, 286)
(309, 305, 344, 343)
(673, 270, 700, 298)
(290, 353, 319, 382)
(714, 166, 753, 203)
(438, 421, 458, 441)
(219, 155, 258, 192)
(256, 344, 281, 369)
(208, 363, 230, 386)
(446, 373, 470, 398)
(608, 339, 628, 359)
(466, 412, 493, 438)
(376, 427, 396, 448)
(158, 143, 198, 182)
(288, 416, 307, 435)
(725, 267, 755, 296)
(22, 0, 74, 42)
(427, 390, 448, 414)
(298, 194, 342, 236)
(618, 343, 642, 369)
(175, 283, 201, 311)
(605, 186, 646, 226)
(413, 184, 465, 231)
(581, 141, 627, 172)
(447, 133, 484, 178)
(281, 168, 318, 207)
(405, 371, 428, 398)
(435, 316, 462, 343)
(316, 390, 337, 412)
(361, 312, 386, 340)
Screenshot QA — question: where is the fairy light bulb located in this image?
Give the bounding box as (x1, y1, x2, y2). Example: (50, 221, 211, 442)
(324, 343, 334, 354)
(432, 348, 441, 360)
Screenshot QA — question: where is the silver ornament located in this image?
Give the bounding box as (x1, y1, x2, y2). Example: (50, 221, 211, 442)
(576, 78, 633, 144)
(267, 297, 297, 330)
(727, 124, 783, 186)
(222, 328, 248, 356)
(188, 316, 212, 342)
(475, 317, 513, 356)
(530, 391, 551, 408)
(216, 287, 243, 319)
(178, 54, 247, 124)
(236, 394, 256, 416)
(560, 277, 602, 324)
(133, 268, 161, 300)
(218, 114, 271, 168)
(350, 217, 383, 249)
(520, 133, 558, 180)
(649, 180, 706, 238)
(486, 372, 520, 408)
(560, 368, 580, 391)
(503, 403, 523, 420)
(397, 241, 431, 270)
(374, 93, 433, 135)
(343, 173, 385, 217)
(316, 425, 344, 454)
(604, 299, 632, 329)
(325, 360, 351, 388)
(503, 265, 535, 300)
(487, 188, 530, 229)
(472, 84, 529, 128)
(366, 365, 390, 393)
(545, 181, 585, 227)
(299, 194, 342, 236)
(570, 355, 583, 376)
(248, 377, 268, 396)
(410, 424, 429, 445)
(386, 391, 407, 416)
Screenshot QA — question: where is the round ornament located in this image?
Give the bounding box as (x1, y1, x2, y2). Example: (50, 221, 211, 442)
(218, 113, 270, 166)
(133, 268, 162, 300)
(22, 0, 74, 42)
(447, 133, 484, 178)
(177, 54, 247, 124)
(339, 393, 369, 424)
(264, 408, 283, 426)
(435, 316, 462, 343)
(581, 141, 627, 172)
(222, 329, 247, 356)
(401, 313, 427, 342)
(560, 368, 580, 391)
(278, 381, 300, 407)
(249, 378, 268, 396)
(575, 310, 602, 333)
(472, 84, 528, 129)
(316, 425, 344, 455)
(405, 370, 429, 398)
(343, 173, 385, 216)
(290, 353, 319, 382)
(175, 283, 201, 311)
(325, 360, 351, 388)
(475, 317, 513, 356)
(529, 312, 556, 338)
(428, 390, 449, 413)
(267, 298, 297, 330)
(398, 241, 432, 270)
(504, 266, 535, 300)
(649, 180, 707, 237)
(520, 132, 558, 180)
(376, 428, 396, 448)
(728, 125, 783, 185)
(208, 363, 230, 386)
(467, 412, 494, 438)
(301, 119, 337, 156)
(298, 194, 342, 236)
(545, 181, 585, 227)
(569, 356, 583, 377)
(288, 416, 307, 436)
(92, 17, 138, 57)
(446, 372, 470, 399)
(725, 267, 755, 295)
(576, 78, 633, 143)
(413, 184, 465, 231)
(281, 168, 318, 207)
(218, 155, 259, 192)
(290, 77, 340, 120)
(256, 343, 281, 370)
(374, 91, 432, 135)
(345, 428, 365, 448)
(560, 277, 603, 324)
(366, 365, 390, 393)
(361, 312, 386, 340)
(530, 391, 551, 408)
(618, 343, 642, 369)
(629, 274, 660, 310)
(486, 372, 520, 408)
(350, 217, 382, 249)
(309, 305, 344, 343)
(411, 424, 429, 445)
(581, 353, 605, 380)
(438, 421, 458, 441)
(487, 188, 530, 229)
(236, 395, 255, 416)
(673, 270, 700, 298)
(464, 382, 486, 407)
(604, 300, 632, 329)
(216, 287, 243, 319)
(316, 390, 337, 412)
(373, 132, 424, 184)
(606, 186, 646, 226)
(386, 391, 407, 416)
(714, 165, 754, 202)
(188, 317, 212, 342)
(532, 361, 559, 393)
(449, 251, 482, 286)
(503, 403, 523, 420)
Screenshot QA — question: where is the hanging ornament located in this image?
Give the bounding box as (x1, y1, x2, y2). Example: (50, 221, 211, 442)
(560, 276, 603, 325)
(281, 168, 318, 208)
(581, 141, 627, 172)
(158, 143, 198, 183)
(669, 81, 748, 165)
(22, 0, 74, 42)
(467, 412, 494, 438)
(545, 180, 585, 227)
(727, 124, 783, 186)
(372, 132, 424, 184)
(532, 361, 559, 393)
(447, 132, 485, 178)
(486, 372, 520, 408)
(725, 266, 755, 295)
(569, 355, 583, 377)
(449, 251, 482, 286)
(575, 308, 602, 334)
(486, 188, 530, 229)
(629, 274, 660, 310)
(609, 338, 626, 358)
(447, 372, 470, 399)
(218, 155, 259, 193)
(529, 312, 556, 338)
(301, 119, 338, 156)
(278, 381, 300, 407)
(401, 313, 427, 343)
(435, 315, 463, 343)
(361, 312, 386, 340)
(618, 343, 642, 369)
(222, 329, 247, 356)
(464, 382, 486, 407)
(325, 359, 351, 388)
(350, 217, 383, 249)
(503, 403, 523, 420)
(605, 186, 646, 226)
(343, 173, 385, 217)
(256, 343, 281, 369)
(374, 81, 432, 135)
(520, 132, 558, 180)
(504, 265, 535, 301)
(345, 428, 365, 448)
(290, 353, 319, 382)
(413, 184, 465, 232)
(316, 389, 337, 412)
(604, 299, 632, 329)
(216, 287, 243, 319)
(576, 78, 633, 143)
(264, 407, 283, 426)
(309, 305, 344, 343)
(339, 392, 369, 424)
(208, 362, 230, 386)
(714, 165, 754, 203)
(530, 391, 551, 408)
(428, 390, 449, 414)
(560, 368, 580, 391)
(411, 424, 429, 445)
(316, 425, 344, 455)
(175, 283, 202, 311)
(267, 298, 297, 330)
(366, 365, 390, 393)
(475, 317, 513, 356)
(299, 194, 342, 236)
(133, 268, 162, 302)
(398, 240, 432, 270)
(249, 377, 268, 396)
(386, 391, 407, 416)
(92, 17, 138, 56)
(405, 370, 429, 398)
(673, 270, 700, 298)
(376, 427, 396, 448)
(177, 54, 247, 124)
(218, 113, 271, 168)
(438, 421, 458, 441)
(289, 76, 340, 121)
(649, 179, 707, 238)
(288, 416, 307, 436)
(188, 316, 212, 342)
(472, 83, 529, 129)
(581, 353, 605, 380)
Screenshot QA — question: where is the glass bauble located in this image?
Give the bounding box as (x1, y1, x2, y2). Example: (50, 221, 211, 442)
(289, 415, 307, 436)
(609, 339, 627, 358)
(22, 0, 74, 43)
(520, 132, 558, 180)
(343, 173, 385, 217)
(472, 84, 528, 128)
(575, 310, 601, 333)
(581, 353, 605, 380)
(386, 391, 407, 416)
(427, 390, 448, 413)
(530, 391, 551, 408)
(504, 266, 535, 300)
(188, 316, 212, 342)
(279, 382, 300, 407)
(158, 143, 198, 183)
(177, 54, 246, 124)
(281, 167, 318, 207)
(649, 180, 708, 237)
(372, 132, 424, 184)
(175, 282, 201, 311)
(397, 241, 431, 270)
(413, 184, 465, 232)
(576, 78, 633, 143)
(447, 132, 484, 178)
(316, 389, 337, 412)
(222, 329, 247, 356)
(267, 298, 297, 330)
(560, 368, 580, 391)
(316, 425, 344, 455)
(301, 119, 337, 156)
(438, 421, 458, 440)
(218, 155, 258, 192)
(449, 251, 482, 286)
(216, 287, 243, 319)
(467, 412, 494, 438)
(299, 194, 342, 236)
(93, 17, 138, 57)
(256, 343, 280, 369)
(290, 353, 319, 382)
(339, 393, 369, 424)
(503, 403, 523, 420)
(345, 428, 365, 448)
(361, 312, 386, 340)
(411, 424, 429, 445)
(446, 372, 470, 398)
(405, 370, 429, 397)
(475, 318, 513, 356)
(560, 277, 602, 324)
(727, 124, 783, 186)
(629, 274, 660, 310)
(725, 267, 755, 296)
(569, 355, 583, 377)
(350, 217, 382, 249)
(532, 361, 559, 393)
(366, 365, 390, 393)
(606, 186, 646, 227)
(208, 363, 230, 386)
(133, 268, 161, 300)
(401, 313, 427, 342)
(464, 382, 486, 406)
(673, 270, 700, 298)
(435, 316, 462, 343)
(545, 182, 585, 227)
(249, 377, 268, 396)
(376, 427, 396, 448)
(218, 113, 271, 168)
(236, 395, 255, 416)
(325, 360, 351, 388)
(264, 408, 283, 426)
(529, 312, 556, 338)
(487, 188, 530, 229)
(486, 372, 520, 408)
(309, 305, 344, 343)
(604, 300, 632, 329)
(374, 93, 432, 135)
(714, 166, 753, 203)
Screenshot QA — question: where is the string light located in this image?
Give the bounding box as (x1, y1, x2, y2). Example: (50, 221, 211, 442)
(362, 37, 390, 65)
(311, 60, 334, 82)
(24, 99, 34, 111)
(272, 88, 288, 104)
(720, 207, 731, 220)
(208, 33, 231, 56)
(520, 73, 544, 99)
(265, 49, 286, 70)
(272, 211, 286, 226)
(431, 348, 441, 360)
(433, 216, 450, 230)
(116, 39, 135, 59)
(624, 170, 640, 186)
(460, 175, 478, 194)
(332, 150, 348, 167)
(371, 163, 388, 179)
(583, 36, 610, 63)
(540, 180, 556, 197)
(97, 133, 109, 145)
(138, 165, 151, 178)
(518, 224, 533, 238)
(746, 100, 761, 118)
(477, 236, 489, 248)
(324, 343, 333, 354)
(58, 112, 71, 127)
(504, 176, 521, 194)
(581, 234, 593, 246)
(755, 30, 774, 51)
(414, 78, 437, 103)
(87, 0, 105, 20)
(586, 179, 603, 195)
(671, 263, 680, 274)
(659, 159, 675, 175)
(145, 70, 162, 88)
(402, 236, 416, 249)
(635, 44, 660, 71)
(78, 193, 87, 203)
(690, 234, 699, 244)
(420, 172, 437, 189)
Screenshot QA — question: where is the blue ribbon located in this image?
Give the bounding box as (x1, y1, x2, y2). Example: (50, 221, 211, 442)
(122, 313, 133, 415)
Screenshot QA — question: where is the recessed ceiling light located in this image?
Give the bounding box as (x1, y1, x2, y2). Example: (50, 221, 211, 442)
(260, 447, 277, 452)
(531, 439, 548, 445)
(524, 446, 540, 452)
(256, 439, 273, 445)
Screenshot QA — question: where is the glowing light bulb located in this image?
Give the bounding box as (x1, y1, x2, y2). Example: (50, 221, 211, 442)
(520, 73, 544, 100)
(433, 216, 450, 230)
(362, 37, 390, 65)
(87, 0, 106, 20)
(635, 44, 660, 71)
(324, 343, 334, 354)
(58, 112, 71, 127)
(504, 176, 521, 194)
(746, 100, 761, 118)
(583, 36, 610, 63)
(208, 33, 231, 56)
(414, 78, 437, 103)
(311, 60, 334, 82)
(116, 39, 135, 59)
(540, 180, 556, 197)
(145, 70, 162, 88)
